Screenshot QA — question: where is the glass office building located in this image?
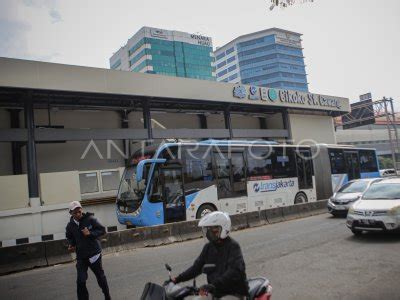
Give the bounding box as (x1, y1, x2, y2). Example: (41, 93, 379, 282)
(214, 28, 308, 92)
(110, 27, 215, 81)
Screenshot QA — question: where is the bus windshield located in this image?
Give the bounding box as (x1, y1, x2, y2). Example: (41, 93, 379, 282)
(117, 165, 148, 213)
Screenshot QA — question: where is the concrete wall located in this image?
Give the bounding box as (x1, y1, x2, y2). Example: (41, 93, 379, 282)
(0, 175, 29, 210)
(18, 109, 126, 173)
(231, 114, 260, 129)
(207, 113, 226, 129)
(336, 129, 389, 143)
(20, 141, 125, 173)
(151, 112, 201, 129)
(0, 202, 124, 245)
(266, 113, 284, 129)
(40, 171, 81, 205)
(289, 113, 336, 144)
(33, 109, 121, 129)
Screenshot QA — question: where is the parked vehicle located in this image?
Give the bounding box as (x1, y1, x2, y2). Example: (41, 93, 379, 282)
(346, 178, 400, 235)
(327, 178, 382, 216)
(140, 263, 272, 300)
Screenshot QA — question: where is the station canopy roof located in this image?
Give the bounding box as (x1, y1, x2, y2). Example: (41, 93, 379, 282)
(0, 58, 350, 116)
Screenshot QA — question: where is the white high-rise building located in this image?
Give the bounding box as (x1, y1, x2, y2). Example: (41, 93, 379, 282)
(214, 28, 308, 92)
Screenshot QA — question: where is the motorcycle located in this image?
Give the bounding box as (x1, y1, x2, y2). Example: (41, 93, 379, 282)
(140, 263, 272, 300)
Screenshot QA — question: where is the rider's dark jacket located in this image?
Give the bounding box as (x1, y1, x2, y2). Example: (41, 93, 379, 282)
(175, 237, 248, 297)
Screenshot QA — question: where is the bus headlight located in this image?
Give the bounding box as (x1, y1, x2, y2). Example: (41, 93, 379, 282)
(388, 206, 400, 216)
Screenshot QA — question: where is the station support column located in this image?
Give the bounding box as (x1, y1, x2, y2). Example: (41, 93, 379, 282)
(224, 106, 233, 139)
(24, 94, 40, 207)
(282, 110, 293, 144)
(142, 100, 153, 144)
(9, 109, 22, 174)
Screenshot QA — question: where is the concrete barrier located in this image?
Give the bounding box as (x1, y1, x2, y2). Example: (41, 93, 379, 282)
(309, 200, 328, 215)
(308, 202, 320, 215)
(296, 202, 313, 218)
(101, 230, 121, 253)
(265, 207, 284, 224)
(282, 205, 300, 221)
(316, 200, 328, 209)
(230, 213, 248, 231)
(179, 220, 202, 241)
(102, 226, 153, 254)
(0, 242, 47, 275)
(44, 239, 74, 265)
(150, 222, 182, 246)
(0, 200, 329, 275)
(246, 210, 268, 228)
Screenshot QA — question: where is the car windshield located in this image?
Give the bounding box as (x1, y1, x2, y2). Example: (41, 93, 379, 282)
(362, 183, 400, 200)
(338, 181, 369, 193)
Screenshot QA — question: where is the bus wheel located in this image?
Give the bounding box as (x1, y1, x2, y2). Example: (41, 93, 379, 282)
(196, 204, 216, 219)
(294, 192, 308, 204)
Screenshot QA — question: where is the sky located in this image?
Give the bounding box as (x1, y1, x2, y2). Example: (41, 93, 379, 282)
(0, 0, 399, 108)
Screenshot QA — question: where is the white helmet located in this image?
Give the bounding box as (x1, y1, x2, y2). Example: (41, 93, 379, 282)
(198, 211, 231, 241)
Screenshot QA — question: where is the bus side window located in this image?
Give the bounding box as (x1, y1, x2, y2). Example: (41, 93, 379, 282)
(182, 148, 214, 193)
(231, 152, 246, 195)
(272, 147, 296, 179)
(214, 155, 232, 198)
(359, 150, 378, 173)
(247, 146, 273, 180)
(328, 149, 346, 174)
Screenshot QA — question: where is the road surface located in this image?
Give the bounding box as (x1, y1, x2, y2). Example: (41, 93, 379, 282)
(1, 214, 400, 299)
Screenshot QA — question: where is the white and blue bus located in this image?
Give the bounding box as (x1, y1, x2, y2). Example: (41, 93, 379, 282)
(116, 140, 380, 227)
(327, 145, 380, 192)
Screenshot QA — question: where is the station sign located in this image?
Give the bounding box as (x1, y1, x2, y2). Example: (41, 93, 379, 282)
(233, 85, 346, 111)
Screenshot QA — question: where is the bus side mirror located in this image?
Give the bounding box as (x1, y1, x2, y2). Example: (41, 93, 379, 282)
(136, 158, 167, 182)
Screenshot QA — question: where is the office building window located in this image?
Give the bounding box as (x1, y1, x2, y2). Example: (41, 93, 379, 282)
(111, 59, 121, 69)
(228, 73, 238, 81)
(228, 65, 237, 72)
(216, 52, 225, 60)
(217, 69, 227, 77)
(226, 47, 234, 55)
(217, 61, 226, 69)
(227, 56, 236, 64)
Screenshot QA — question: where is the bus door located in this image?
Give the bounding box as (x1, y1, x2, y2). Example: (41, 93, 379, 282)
(344, 151, 361, 180)
(159, 164, 186, 223)
(213, 150, 248, 214)
(295, 149, 313, 190)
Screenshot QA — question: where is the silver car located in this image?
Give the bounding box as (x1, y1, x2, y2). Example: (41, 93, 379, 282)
(327, 178, 382, 216)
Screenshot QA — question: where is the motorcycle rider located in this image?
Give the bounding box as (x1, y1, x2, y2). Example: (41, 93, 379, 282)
(171, 211, 248, 299)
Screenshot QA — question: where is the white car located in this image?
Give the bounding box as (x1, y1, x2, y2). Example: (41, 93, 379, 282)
(347, 178, 400, 235)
